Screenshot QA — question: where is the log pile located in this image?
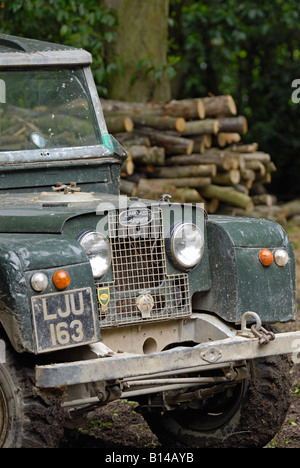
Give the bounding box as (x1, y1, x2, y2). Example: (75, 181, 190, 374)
(101, 95, 288, 225)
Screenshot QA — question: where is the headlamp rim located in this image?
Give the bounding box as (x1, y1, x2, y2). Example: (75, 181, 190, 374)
(169, 222, 204, 270)
(78, 229, 111, 279)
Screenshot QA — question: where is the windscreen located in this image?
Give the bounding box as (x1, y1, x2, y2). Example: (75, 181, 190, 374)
(0, 68, 101, 151)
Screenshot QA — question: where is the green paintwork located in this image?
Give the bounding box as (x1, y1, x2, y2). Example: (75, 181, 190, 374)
(193, 215, 296, 324)
(0, 233, 100, 352)
(0, 34, 296, 356)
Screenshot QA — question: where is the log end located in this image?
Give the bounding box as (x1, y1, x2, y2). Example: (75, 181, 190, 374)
(197, 99, 206, 119)
(227, 95, 237, 116)
(175, 117, 186, 133)
(124, 116, 134, 132)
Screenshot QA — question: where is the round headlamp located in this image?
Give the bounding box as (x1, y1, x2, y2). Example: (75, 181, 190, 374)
(79, 231, 111, 279)
(170, 223, 204, 270)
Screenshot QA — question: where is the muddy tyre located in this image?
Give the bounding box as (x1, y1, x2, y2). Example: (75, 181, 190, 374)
(0, 337, 65, 448)
(142, 355, 292, 448)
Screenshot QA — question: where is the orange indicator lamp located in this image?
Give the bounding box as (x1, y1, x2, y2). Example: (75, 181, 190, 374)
(53, 270, 70, 290)
(259, 249, 274, 267)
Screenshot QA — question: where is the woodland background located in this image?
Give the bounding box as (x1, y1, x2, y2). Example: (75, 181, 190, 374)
(1, 0, 300, 201)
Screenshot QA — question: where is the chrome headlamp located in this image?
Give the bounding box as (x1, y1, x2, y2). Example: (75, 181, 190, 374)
(169, 222, 204, 270)
(79, 231, 111, 279)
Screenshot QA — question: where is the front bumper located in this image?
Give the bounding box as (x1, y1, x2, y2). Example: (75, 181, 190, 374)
(35, 329, 300, 389)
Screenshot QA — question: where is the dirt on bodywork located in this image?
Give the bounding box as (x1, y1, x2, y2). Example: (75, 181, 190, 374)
(60, 221, 300, 449)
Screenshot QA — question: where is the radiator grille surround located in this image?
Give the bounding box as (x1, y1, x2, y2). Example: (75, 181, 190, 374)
(95, 207, 191, 327)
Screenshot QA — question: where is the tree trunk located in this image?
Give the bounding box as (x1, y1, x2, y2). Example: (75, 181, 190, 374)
(102, 0, 171, 102)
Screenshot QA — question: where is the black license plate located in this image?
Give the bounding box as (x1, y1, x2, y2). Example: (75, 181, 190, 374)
(32, 288, 97, 353)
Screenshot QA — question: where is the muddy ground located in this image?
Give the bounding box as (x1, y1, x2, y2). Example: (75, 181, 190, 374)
(61, 221, 300, 450)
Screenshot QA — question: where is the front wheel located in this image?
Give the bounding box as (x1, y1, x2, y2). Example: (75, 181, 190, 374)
(0, 335, 65, 448)
(142, 355, 292, 448)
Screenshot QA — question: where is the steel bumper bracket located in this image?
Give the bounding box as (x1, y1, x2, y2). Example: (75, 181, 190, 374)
(35, 330, 300, 389)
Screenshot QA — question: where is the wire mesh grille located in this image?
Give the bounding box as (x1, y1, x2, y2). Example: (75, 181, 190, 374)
(109, 207, 165, 291)
(95, 207, 191, 328)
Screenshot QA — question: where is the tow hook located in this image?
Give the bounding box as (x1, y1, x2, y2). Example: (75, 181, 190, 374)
(237, 311, 276, 345)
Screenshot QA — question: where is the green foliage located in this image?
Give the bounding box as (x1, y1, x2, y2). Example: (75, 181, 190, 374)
(0, 0, 118, 96)
(169, 0, 300, 198)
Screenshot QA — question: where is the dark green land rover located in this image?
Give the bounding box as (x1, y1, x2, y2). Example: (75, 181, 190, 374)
(0, 34, 299, 448)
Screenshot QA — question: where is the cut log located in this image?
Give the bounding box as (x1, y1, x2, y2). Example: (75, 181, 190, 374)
(206, 198, 219, 214)
(225, 152, 245, 170)
(212, 169, 241, 185)
(165, 151, 233, 171)
(254, 173, 272, 184)
(264, 161, 277, 173)
(229, 142, 259, 153)
(134, 179, 209, 203)
(114, 132, 151, 147)
(217, 132, 241, 147)
(134, 128, 194, 155)
(240, 168, 256, 182)
(217, 116, 248, 135)
(163, 98, 205, 120)
(201, 95, 237, 117)
(217, 205, 286, 226)
(120, 154, 134, 177)
(188, 134, 211, 154)
(203, 134, 212, 148)
(120, 179, 136, 196)
(134, 178, 178, 200)
(101, 98, 164, 116)
(132, 114, 186, 132)
(148, 164, 217, 178)
(128, 145, 165, 165)
(181, 119, 219, 136)
(176, 187, 204, 203)
(200, 184, 254, 210)
(251, 194, 273, 206)
(250, 183, 268, 196)
(145, 176, 211, 188)
(241, 152, 271, 163)
(281, 199, 300, 219)
(245, 160, 266, 175)
(232, 184, 249, 195)
(105, 115, 134, 133)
